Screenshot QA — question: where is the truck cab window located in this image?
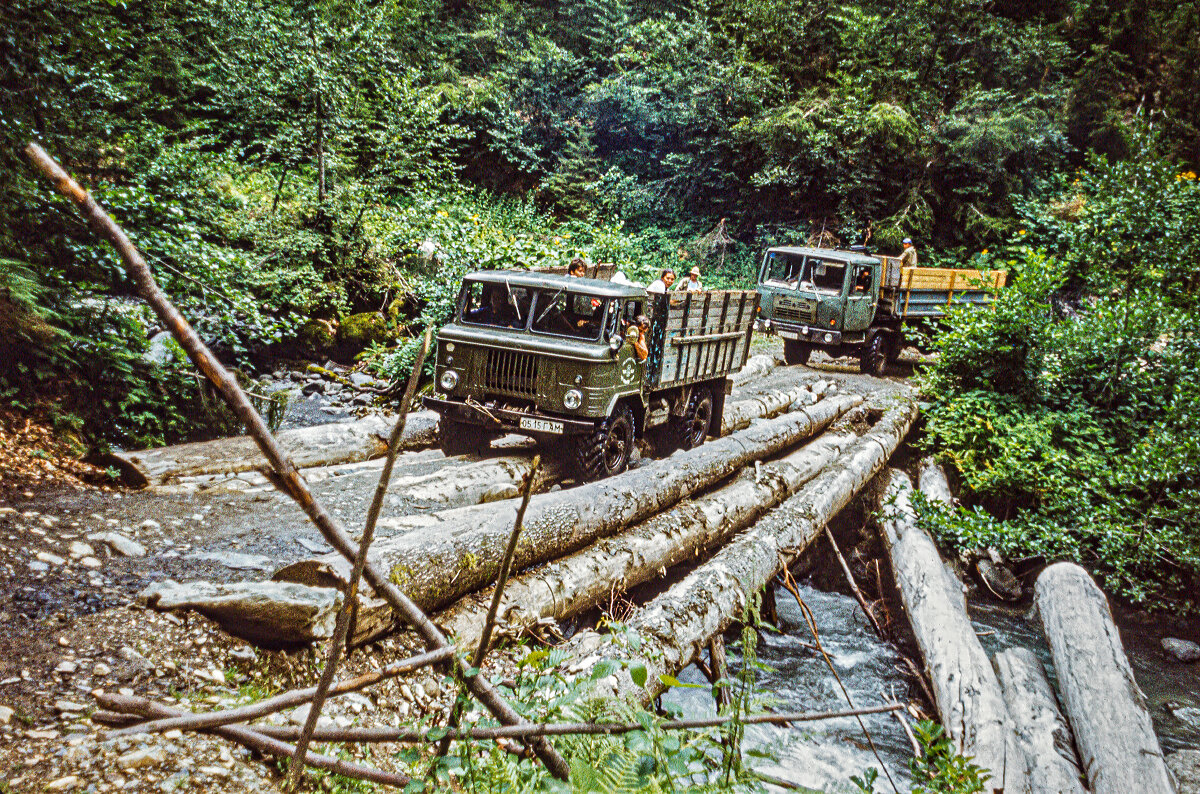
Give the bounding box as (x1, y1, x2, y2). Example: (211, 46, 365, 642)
(853, 266, 872, 293)
(800, 258, 846, 293)
(763, 252, 804, 285)
(461, 281, 527, 328)
(531, 289, 606, 340)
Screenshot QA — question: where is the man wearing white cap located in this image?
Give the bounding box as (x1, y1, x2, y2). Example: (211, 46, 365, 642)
(899, 238, 918, 268)
(676, 265, 704, 292)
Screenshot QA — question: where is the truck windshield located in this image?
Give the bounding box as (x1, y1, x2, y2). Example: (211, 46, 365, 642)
(763, 251, 804, 286)
(800, 257, 846, 294)
(460, 280, 530, 329)
(531, 288, 609, 341)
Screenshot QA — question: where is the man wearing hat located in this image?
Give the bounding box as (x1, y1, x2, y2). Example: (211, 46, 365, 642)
(677, 265, 704, 292)
(899, 238, 918, 268)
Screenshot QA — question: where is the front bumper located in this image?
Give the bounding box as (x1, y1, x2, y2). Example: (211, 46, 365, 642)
(422, 396, 597, 436)
(757, 318, 843, 346)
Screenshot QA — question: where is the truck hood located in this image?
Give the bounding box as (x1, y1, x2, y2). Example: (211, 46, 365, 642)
(439, 323, 617, 362)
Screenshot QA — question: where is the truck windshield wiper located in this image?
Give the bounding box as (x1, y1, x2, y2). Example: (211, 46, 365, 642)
(505, 278, 522, 322)
(535, 287, 566, 324)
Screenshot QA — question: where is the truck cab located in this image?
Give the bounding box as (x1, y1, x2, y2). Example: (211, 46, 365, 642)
(424, 271, 757, 480)
(755, 247, 885, 367)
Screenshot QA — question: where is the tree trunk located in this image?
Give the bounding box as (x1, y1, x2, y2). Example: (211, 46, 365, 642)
(438, 430, 860, 652)
(729, 354, 777, 387)
(917, 457, 968, 604)
(880, 469, 1031, 794)
(719, 382, 818, 434)
(992, 647, 1087, 794)
(1034, 562, 1175, 794)
(567, 399, 917, 705)
(249, 397, 860, 642)
(113, 412, 438, 486)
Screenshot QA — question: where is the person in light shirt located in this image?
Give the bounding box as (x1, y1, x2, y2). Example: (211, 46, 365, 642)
(647, 269, 676, 293)
(676, 265, 703, 291)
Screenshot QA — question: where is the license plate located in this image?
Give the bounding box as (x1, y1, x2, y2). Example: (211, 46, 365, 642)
(519, 417, 564, 435)
(779, 331, 800, 340)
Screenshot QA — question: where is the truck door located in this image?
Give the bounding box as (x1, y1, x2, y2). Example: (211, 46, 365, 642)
(843, 264, 876, 332)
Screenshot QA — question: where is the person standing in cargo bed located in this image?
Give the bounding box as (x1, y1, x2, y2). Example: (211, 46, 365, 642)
(900, 237, 918, 267)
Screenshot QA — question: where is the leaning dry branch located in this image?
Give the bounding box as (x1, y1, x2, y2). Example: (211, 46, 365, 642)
(105, 647, 453, 738)
(24, 143, 569, 782)
(287, 328, 432, 789)
(95, 693, 411, 787)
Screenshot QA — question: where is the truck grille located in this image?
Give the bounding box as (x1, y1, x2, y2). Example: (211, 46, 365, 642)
(774, 299, 816, 324)
(483, 348, 539, 397)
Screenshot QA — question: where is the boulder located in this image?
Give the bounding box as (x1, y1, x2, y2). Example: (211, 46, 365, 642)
(1161, 637, 1200, 663)
(297, 318, 337, 353)
(337, 312, 391, 350)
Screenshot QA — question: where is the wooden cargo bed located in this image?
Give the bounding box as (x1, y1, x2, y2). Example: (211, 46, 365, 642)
(645, 290, 759, 389)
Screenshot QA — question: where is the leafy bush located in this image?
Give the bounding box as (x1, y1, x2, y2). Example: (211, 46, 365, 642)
(920, 139, 1200, 612)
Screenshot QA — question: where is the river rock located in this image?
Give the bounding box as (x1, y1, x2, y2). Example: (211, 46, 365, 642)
(67, 541, 94, 558)
(46, 776, 80, 791)
(1162, 637, 1200, 663)
(301, 380, 325, 396)
(37, 551, 66, 566)
(88, 532, 146, 558)
(187, 551, 272, 571)
(0, 705, 13, 724)
(297, 318, 337, 354)
(1169, 750, 1200, 794)
(117, 746, 166, 769)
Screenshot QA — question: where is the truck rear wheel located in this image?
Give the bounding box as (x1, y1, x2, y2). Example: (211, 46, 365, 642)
(859, 332, 888, 377)
(575, 404, 635, 481)
(674, 388, 713, 451)
(437, 418, 490, 457)
(783, 339, 813, 366)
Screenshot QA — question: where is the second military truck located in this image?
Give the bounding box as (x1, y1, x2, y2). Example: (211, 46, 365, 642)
(754, 246, 1006, 374)
(424, 271, 759, 480)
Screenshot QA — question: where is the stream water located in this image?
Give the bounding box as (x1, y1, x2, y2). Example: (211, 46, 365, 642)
(664, 581, 1200, 793)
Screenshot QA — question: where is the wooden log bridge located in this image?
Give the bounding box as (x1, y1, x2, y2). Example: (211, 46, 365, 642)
(567, 397, 917, 704)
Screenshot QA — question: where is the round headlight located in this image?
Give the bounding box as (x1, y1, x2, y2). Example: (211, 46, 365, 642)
(824, 333, 833, 343)
(763, 319, 771, 329)
(439, 370, 459, 391)
(563, 389, 583, 410)
(444, 342, 455, 353)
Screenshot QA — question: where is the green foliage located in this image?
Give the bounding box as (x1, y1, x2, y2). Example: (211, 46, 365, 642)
(920, 138, 1200, 612)
(907, 722, 988, 794)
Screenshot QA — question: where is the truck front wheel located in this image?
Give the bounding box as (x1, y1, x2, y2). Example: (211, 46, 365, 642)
(783, 339, 813, 366)
(859, 332, 888, 377)
(575, 404, 635, 481)
(437, 418, 491, 457)
(674, 388, 713, 451)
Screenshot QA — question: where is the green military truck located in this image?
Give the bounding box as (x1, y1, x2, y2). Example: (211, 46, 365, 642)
(423, 271, 759, 480)
(754, 246, 1006, 375)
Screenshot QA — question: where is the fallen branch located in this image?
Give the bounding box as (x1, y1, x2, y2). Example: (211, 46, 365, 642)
(95, 693, 411, 787)
(97, 702, 903, 742)
(104, 646, 453, 739)
(25, 143, 569, 781)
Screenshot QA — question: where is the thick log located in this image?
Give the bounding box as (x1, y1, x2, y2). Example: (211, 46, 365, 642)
(880, 469, 1031, 793)
(569, 398, 917, 704)
(114, 412, 438, 486)
(730, 354, 776, 387)
(917, 457, 969, 604)
(719, 383, 818, 434)
(993, 647, 1087, 794)
(277, 396, 862, 615)
(438, 430, 859, 651)
(139, 580, 342, 646)
(1035, 562, 1175, 794)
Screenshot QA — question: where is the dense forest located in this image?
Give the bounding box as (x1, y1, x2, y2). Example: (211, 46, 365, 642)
(2, 0, 1198, 610)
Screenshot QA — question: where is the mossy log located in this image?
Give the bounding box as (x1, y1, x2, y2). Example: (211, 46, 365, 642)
(993, 647, 1087, 794)
(271, 396, 863, 637)
(1035, 563, 1175, 794)
(439, 429, 860, 652)
(881, 469, 1031, 793)
(566, 397, 917, 705)
(729, 353, 777, 387)
(114, 412, 438, 486)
